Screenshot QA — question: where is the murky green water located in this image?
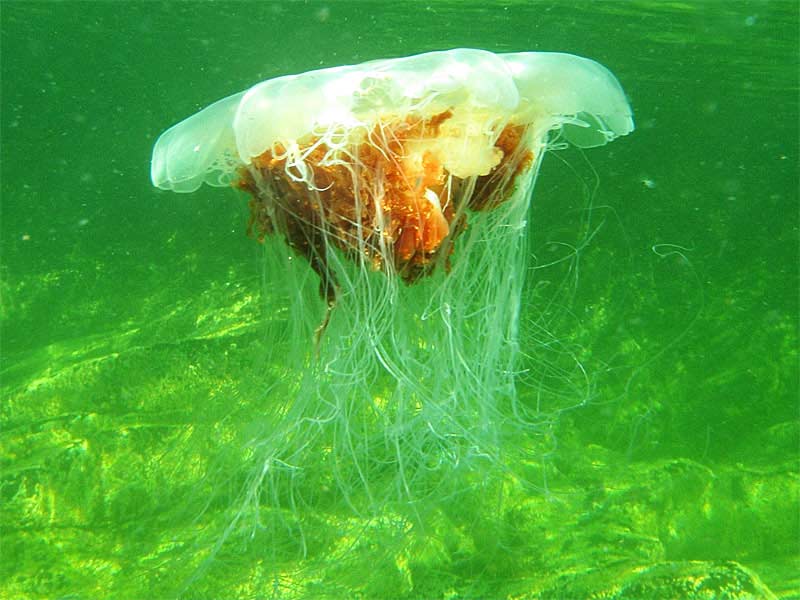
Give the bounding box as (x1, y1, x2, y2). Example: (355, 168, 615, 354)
(2, 2, 797, 599)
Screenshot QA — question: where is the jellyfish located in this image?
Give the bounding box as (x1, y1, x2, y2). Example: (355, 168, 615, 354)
(151, 48, 632, 574)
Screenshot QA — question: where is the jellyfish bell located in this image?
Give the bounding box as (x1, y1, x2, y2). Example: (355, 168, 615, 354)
(151, 48, 632, 577)
(151, 49, 632, 190)
(153, 49, 631, 303)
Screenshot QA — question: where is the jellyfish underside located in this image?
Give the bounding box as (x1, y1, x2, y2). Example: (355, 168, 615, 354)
(236, 109, 533, 315)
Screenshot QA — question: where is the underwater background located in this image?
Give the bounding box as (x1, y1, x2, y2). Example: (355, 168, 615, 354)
(1, 1, 797, 599)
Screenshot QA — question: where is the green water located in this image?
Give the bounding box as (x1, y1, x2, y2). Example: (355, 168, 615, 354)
(2, 1, 797, 599)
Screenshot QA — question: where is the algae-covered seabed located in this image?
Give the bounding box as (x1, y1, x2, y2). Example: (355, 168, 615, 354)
(1, 2, 797, 599)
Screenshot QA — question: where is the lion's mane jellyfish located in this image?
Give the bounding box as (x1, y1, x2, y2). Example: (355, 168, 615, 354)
(152, 48, 632, 567)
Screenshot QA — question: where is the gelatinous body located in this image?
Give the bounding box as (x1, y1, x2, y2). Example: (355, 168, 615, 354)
(150, 49, 633, 576)
(152, 49, 632, 303)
